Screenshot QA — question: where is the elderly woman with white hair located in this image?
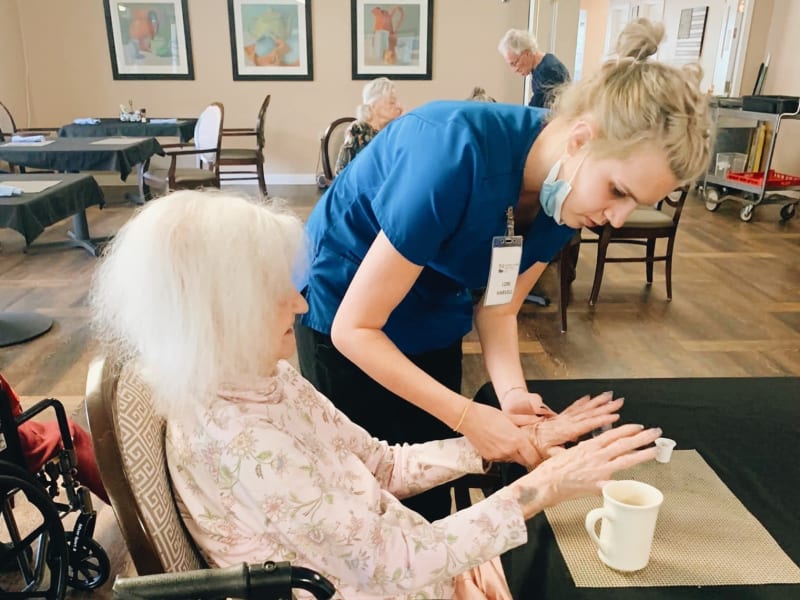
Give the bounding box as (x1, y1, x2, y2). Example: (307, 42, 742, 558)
(334, 77, 402, 176)
(89, 189, 661, 600)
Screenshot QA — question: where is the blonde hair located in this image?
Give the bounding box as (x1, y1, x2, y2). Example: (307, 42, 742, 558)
(550, 18, 712, 184)
(356, 77, 396, 122)
(498, 29, 538, 55)
(466, 86, 496, 103)
(89, 190, 307, 421)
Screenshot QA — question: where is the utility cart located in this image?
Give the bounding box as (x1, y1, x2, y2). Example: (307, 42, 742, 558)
(701, 96, 800, 222)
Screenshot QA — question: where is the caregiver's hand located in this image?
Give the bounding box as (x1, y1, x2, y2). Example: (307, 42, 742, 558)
(460, 402, 544, 467)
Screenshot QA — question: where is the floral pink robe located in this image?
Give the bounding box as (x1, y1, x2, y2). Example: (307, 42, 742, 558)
(167, 361, 526, 599)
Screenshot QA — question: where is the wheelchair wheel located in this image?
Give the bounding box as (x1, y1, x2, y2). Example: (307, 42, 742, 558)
(65, 532, 110, 590)
(0, 461, 68, 600)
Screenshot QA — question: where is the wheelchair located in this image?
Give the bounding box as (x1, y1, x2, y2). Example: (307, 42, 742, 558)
(1, 385, 110, 599)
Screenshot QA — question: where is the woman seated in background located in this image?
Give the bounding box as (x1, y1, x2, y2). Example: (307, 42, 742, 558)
(334, 77, 403, 176)
(90, 190, 661, 600)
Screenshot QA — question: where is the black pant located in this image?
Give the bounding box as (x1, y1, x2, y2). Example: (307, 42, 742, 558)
(295, 318, 466, 522)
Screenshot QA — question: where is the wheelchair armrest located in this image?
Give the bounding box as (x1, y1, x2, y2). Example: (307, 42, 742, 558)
(15, 398, 75, 453)
(112, 561, 336, 600)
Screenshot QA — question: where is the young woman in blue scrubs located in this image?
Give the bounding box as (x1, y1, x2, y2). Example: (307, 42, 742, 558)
(296, 19, 712, 521)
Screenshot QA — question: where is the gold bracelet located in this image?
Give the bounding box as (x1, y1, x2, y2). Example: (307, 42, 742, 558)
(453, 399, 473, 432)
(501, 385, 527, 404)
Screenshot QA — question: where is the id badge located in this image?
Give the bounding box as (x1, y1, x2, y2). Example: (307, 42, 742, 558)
(484, 235, 523, 306)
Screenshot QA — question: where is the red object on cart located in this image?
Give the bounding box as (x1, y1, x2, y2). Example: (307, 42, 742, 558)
(726, 169, 800, 187)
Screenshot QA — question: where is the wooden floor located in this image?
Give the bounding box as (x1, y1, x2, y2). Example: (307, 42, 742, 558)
(1, 182, 798, 597)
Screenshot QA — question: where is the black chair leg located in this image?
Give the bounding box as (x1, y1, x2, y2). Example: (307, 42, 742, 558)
(558, 236, 580, 332)
(256, 160, 267, 197)
(646, 239, 656, 284)
(589, 234, 610, 306)
(665, 237, 676, 300)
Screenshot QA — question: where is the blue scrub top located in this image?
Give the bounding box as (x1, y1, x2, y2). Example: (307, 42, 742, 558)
(301, 100, 575, 355)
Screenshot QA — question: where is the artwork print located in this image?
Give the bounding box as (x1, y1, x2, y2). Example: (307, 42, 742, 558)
(228, 0, 313, 80)
(103, 0, 194, 79)
(351, 1, 433, 80)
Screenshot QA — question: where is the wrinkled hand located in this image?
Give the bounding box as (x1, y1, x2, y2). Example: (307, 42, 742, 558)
(502, 388, 557, 428)
(460, 402, 543, 467)
(525, 391, 622, 458)
(511, 424, 662, 519)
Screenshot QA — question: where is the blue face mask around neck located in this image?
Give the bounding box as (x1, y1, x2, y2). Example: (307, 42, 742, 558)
(539, 152, 587, 225)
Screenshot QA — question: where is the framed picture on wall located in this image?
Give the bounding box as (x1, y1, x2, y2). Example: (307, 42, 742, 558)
(102, 0, 194, 80)
(227, 0, 313, 81)
(351, 0, 433, 80)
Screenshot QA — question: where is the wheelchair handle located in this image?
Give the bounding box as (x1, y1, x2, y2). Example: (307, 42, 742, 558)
(112, 560, 336, 599)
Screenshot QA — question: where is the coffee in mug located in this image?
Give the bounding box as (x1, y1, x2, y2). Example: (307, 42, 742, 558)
(584, 480, 663, 572)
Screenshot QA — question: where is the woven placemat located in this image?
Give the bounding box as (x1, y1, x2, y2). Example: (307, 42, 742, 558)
(544, 450, 800, 587)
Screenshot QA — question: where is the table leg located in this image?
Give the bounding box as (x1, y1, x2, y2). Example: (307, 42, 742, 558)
(124, 161, 150, 205)
(27, 210, 110, 257)
(0, 312, 54, 347)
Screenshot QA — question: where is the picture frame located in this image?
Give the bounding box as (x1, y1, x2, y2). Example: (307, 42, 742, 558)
(227, 0, 314, 81)
(103, 0, 194, 80)
(351, 0, 433, 80)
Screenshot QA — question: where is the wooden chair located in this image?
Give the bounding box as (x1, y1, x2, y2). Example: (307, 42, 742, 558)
(319, 117, 355, 186)
(0, 100, 59, 142)
(142, 102, 224, 197)
(1, 100, 59, 173)
(219, 94, 270, 196)
(582, 186, 690, 306)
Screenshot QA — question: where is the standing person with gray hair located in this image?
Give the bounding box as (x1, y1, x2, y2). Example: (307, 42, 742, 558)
(498, 28, 570, 108)
(334, 77, 402, 176)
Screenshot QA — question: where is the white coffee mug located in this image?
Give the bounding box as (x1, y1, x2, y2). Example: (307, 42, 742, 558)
(584, 480, 664, 572)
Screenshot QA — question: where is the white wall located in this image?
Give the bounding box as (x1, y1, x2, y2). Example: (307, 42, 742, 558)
(760, 0, 800, 175)
(0, 0, 29, 129)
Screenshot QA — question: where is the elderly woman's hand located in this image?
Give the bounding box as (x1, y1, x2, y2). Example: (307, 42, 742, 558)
(508, 424, 661, 519)
(524, 391, 622, 458)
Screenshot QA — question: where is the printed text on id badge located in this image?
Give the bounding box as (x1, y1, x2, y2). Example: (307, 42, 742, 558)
(484, 235, 522, 306)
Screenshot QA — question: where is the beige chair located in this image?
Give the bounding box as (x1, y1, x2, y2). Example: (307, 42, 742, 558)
(319, 117, 355, 186)
(142, 102, 224, 196)
(582, 186, 689, 306)
(219, 94, 270, 196)
(84, 356, 206, 575)
(84, 357, 337, 599)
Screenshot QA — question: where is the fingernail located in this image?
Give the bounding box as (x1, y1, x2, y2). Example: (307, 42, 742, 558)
(635, 424, 645, 429)
(614, 397, 624, 403)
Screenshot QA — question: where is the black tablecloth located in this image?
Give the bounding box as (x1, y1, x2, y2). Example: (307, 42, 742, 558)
(473, 377, 800, 600)
(0, 137, 163, 181)
(58, 118, 196, 143)
(0, 173, 104, 244)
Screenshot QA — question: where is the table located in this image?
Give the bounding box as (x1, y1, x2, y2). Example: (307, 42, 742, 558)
(58, 118, 197, 144)
(473, 377, 800, 600)
(0, 137, 163, 182)
(0, 173, 106, 255)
